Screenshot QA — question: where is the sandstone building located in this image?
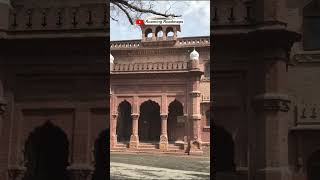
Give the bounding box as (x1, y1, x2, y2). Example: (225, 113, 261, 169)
(109, 22, 210, 154)
(0, 0, 107, 180)
(214, 0, 320, 180)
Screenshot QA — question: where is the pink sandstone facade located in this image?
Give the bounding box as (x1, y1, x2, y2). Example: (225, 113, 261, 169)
(0, 0, 107, 180)
(109, 23, 210, 154)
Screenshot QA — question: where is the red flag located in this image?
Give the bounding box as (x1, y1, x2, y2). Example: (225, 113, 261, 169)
(136, 19, 144, 25)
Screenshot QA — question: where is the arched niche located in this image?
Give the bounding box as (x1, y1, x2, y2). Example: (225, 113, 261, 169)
(138, 100, 161, 142)
(166, 27, 174, 40)
(23, 121, 70, 180)
(115, 97, 133, 114)
(167, 99, 184, 142)
(155, 26, 163, 40)
(145, 28, 153, 40)
(92, 129, 108, 180)
(116, 100, 132, 142)
(307, 149, 320, 180)
(214, 125, 236, 172)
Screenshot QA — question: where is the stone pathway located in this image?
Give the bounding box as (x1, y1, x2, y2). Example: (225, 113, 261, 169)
(110, 152, 210, 179)
(110, 162, 210, 179)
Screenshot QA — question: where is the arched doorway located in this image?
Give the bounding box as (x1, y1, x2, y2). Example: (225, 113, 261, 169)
(168, 100, 184, 142)
(23, 121, 69, 180)
(214, 126, 235, 172)
(92, 129, 108, 180)
(139, 100, 161, 142)
(116, 100, 132, 142)
(307, 150, 320, 180)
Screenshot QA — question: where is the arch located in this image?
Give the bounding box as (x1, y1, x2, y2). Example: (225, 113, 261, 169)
(166, 27, 174, 40)
(116, 100, 132, 142)
(92, 129, 108, 180)
(307, 149, 320, 180)
(167, 99, 184, 142)
(214, 126, 235, 172)
(138, 100, 161, 142)
(145, 28, 153, 40)
(155, 26, 163, 40)
(23, 121, 69, 180)
(303, 0, 320, 50)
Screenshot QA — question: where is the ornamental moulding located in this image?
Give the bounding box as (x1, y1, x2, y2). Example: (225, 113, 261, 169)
(252, 93, 290, 112)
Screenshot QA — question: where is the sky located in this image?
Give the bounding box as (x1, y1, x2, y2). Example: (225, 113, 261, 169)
(110, 1, 210, 41)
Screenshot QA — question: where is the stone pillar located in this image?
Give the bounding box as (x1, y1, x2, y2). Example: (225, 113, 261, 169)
(110, 114, 117, 148)
(188, 58, 203, 155)
(173, 28, 177, 40)
(68, 107, 94, 179)
(151, 28, 156, 41)
(189, 90, 203, 155)
(252, 47, 293, 180)
(159, 114, 168, 151)
(129, 113, 139, 149)
(7, 166, 26, 180)
(67, 165, 94, 180)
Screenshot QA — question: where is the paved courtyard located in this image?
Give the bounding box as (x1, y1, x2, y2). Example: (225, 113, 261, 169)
(110, 152, 210, 179)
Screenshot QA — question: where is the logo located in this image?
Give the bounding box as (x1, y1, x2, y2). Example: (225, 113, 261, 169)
(136, 19, 144, 25)
(136, 16, 184, 26)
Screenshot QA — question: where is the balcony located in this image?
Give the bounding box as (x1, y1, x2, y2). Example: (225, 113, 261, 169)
(7, 4, 107, 38)
(111, 61, 189, 73)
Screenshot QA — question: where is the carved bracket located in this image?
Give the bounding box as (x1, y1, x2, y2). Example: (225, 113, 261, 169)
(252, 93, 290, 112)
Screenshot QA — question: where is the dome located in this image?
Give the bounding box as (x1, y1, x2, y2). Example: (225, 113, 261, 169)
(190, 48, 199, 60)
(110, 53, 114, 64)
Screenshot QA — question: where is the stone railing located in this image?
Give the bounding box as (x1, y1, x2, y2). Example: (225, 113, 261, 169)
(8, 4, 107, 31)
(110, 40, 141, 49)
(201, 95, 210, 102)
(212, 3, 253, 26)
(112, 61, 189, 72)
(176, 37, 210, 46)
(110, 36, 210, 50)
(294, 104, 320, 125)
(292, 51, 320, 64)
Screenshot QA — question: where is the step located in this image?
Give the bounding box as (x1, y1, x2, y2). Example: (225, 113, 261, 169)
(115, 143, 128, 148)
(168, 143, 184, 150)
(138, 143, 159, 149)
(111, 147, 127, 152)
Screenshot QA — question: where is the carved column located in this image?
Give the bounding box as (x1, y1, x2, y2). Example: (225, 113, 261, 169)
(159, 114, 168, 151)
(67, 165, 94, 180)
(251, 45, 296, 180)
(129, 113, 139, 149)
(68, 107, 94, 179)
(151, 27, 156, 41)
(7, 166, 26, 180)
(110, 114, 118, 148)
(188, 58, 203, 155)
(189, 90, 203, 155)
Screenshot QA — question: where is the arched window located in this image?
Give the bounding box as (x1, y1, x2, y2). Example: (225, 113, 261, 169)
(166, 27, 174, 40)
(303, 0, 320, 50)
(145, 28, 153, 41)
(204, 62, 210, 78)
(156, 26, 163, 40)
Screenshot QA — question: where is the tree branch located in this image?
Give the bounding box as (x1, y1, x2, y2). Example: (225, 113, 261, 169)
(112, 1, 134, 25)
(111, 0, 182, 24)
